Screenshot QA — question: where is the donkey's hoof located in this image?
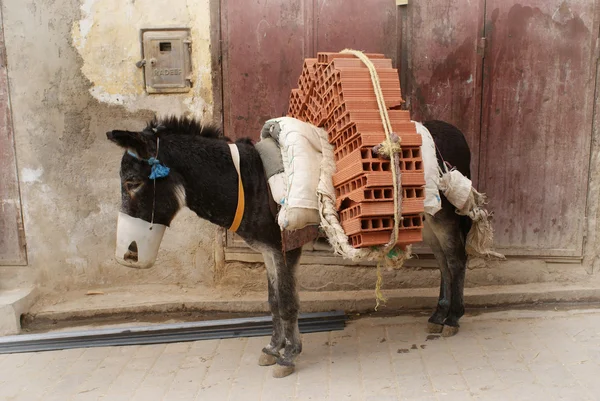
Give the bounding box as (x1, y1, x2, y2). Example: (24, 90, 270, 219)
(272, 364, 295, 378)
(258, 352, 278, 366)
(442, 325, 459, 337)
(426, 322, 444, 333)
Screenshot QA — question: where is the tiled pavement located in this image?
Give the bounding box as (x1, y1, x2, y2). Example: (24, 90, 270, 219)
(2, 308, 600, 400)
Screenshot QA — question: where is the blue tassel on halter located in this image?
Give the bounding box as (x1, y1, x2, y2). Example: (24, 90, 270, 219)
(126, 151, 170, 179)
(147, 157, 170, 179)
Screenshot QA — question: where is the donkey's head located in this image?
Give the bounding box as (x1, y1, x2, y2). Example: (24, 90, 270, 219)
(106, 120, 186, 269)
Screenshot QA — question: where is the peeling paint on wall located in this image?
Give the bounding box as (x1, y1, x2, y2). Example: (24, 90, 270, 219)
(20, 168, 43, 183)
(2, 0, 217, 294)
(71, 0, 213, 119)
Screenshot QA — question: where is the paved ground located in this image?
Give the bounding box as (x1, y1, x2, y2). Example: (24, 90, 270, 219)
(2, 308, 600, 400)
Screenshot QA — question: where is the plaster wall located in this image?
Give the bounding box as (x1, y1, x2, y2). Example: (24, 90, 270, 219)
(1, 0, 217, 292)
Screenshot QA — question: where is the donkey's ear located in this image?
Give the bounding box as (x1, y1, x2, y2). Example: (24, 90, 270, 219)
(106, 130, 154, 158)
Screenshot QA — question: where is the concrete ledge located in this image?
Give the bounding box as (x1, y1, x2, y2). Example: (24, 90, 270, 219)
(0, 288, 37, 335)
(21, 282, 600, 332)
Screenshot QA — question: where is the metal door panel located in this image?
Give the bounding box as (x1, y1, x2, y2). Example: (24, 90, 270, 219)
(221, 0, 314, 140)
(479, 0, 599, 256)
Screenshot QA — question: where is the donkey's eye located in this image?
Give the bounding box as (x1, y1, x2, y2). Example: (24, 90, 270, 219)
(124, 181, 143, 195)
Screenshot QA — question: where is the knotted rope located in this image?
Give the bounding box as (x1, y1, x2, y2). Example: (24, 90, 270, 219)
(339, 49, 406, 309)
(340, 49, 403, 251)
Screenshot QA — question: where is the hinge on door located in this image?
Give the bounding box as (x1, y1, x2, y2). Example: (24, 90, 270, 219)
(477, 37, 487, 57)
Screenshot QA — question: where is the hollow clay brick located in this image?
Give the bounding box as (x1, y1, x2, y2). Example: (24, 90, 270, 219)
(332, 168, 425, 188)
(328, 58, 393, 70)
(316, 67, 402, 95)
(299, 58, 317, 80)
(318, 68, 400, 87)
(341, 214, 424, 236)
(299, 61, 318, 100)
(333, 88, 402, 109)
(328, 121, 419, 146)
(345, 215, 424, 247)
(334, 107, 409, 123)
(337, 188, 425, 216)
(320, 84, 404, 116)
(315, 64, 326, 79)
(342, 216, 395, 235)
(333, 83, 402, 100)
(335, 147, 423, 175)
(336, 68, 399, 81)
(332, 113, 406, 134)
(348, 229, 423, 248)
(338, 78, 402, 91)
(339, 201, 395, 221)
(318, 73, 401, 96)
(329, 112, 413, 143)
(317, 52, 385, 64)
(333, 131, 422, 157)
(333, 105, 409, 122)
(336, 99, 389, 112)
(335, 147, 381, 171)
(338, 198, 424, 222)
(322, 64, 396, 80)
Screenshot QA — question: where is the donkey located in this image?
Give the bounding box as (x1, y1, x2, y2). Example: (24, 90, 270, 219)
(106, 116, 471, 378)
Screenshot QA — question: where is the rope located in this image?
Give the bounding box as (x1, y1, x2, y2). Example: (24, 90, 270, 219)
(340, 49, 403, 251)
(339, 49, 406, 309)
(150, 137, 160, 228)
(374, 261, 387, 310)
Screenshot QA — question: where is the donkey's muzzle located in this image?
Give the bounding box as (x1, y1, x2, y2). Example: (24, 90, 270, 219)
(115, 212, 166, 269)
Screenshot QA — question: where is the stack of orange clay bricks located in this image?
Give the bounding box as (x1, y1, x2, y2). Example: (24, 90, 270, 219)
(287, 52, 425, 249)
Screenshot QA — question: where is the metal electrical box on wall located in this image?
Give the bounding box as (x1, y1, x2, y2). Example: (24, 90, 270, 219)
(139, 29, 192, 94)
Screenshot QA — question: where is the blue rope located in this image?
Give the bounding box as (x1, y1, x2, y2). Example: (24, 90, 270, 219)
(127, 151, 170, 179)
(148, 157, 170, 179)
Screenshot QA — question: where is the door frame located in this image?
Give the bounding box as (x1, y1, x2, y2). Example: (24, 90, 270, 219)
(0, 6, 26, 266)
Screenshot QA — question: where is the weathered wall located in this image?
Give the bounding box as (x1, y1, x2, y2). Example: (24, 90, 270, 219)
(2, 0, 599, 316)
(2, 0, 217, 292)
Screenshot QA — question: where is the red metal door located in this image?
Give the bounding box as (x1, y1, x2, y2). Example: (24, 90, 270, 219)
(479, 0, 599, 257)
(220, 0, 401, 141)
(316, 0, 398, 62)
(0, 8, 26, 265)
(399, 0, 486, 185)
(219, 0, 484, 254)
(220, 0, 314, 141)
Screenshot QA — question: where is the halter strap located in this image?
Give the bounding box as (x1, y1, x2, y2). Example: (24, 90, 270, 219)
(228, 144, 245, 232)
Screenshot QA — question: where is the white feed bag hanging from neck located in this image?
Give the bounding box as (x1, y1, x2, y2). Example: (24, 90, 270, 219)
(115, 212, 167, 269)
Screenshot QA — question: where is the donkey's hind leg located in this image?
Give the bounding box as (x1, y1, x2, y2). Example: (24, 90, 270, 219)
(271, 247, 303, 378)
(259, 250, 286, 366)
(423, 210, 468, 337)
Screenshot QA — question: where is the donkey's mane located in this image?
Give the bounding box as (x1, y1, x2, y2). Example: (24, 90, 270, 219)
(147, 116, 222, 139)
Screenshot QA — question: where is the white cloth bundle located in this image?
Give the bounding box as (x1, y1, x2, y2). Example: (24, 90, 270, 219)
(260, 117, 325, 231)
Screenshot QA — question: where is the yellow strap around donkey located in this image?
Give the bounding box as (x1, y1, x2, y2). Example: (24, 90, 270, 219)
(228, 144, 245, 232)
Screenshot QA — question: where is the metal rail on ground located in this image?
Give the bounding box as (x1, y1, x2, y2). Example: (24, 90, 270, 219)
(0, 311, 347, 354)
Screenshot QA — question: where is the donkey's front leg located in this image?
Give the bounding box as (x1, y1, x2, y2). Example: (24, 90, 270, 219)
(272, 248, 302, 378)
(259, 252, 285, 366)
